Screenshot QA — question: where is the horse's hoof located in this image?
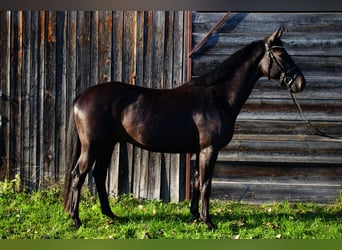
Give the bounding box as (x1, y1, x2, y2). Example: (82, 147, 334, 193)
(104, 211, 118, 221)
(190, 216, 202, 224)
(205, 223, 215, 230)
(205, 221, 217, 231)
(73, 219, 82, 229)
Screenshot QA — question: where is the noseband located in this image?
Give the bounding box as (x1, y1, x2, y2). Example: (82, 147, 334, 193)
(265, 42, 299, 90)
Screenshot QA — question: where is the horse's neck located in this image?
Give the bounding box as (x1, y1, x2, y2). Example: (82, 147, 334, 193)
(224, 45, 265, 118)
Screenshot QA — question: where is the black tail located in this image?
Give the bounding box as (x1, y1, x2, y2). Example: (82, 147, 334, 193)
(63, 106, 81, 212)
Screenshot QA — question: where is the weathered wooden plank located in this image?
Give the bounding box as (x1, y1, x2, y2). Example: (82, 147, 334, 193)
(213, 162, 342, 179)
(249, 78, 342, 100)
(233, 120, 342, 138)
(98, 11, 112, 83)
(29, 11, 40, 188)
(111, 11, 123, 82)
(139, 149, 150, 199)
(108, 11, 124, 197)
(146, 11, 167, 200)
(90, 11, 99, 86)
(159, 11, 174, 202)
(44, 11, 57, 183)
(10, 11, 23, 179)
(217, 153, 342, 165)
(117, 11, 137, 195)
(211, 180, 341, 204)
(132, 11, 145, 199)
(65, 11, 77, 114)
(21, 11, 32, 188)
(0, 11, 10, 180)
(192, 55, 342, 77)
(38, 11, 46, 188)
(211, 162, 342, 204)
(193, 12, 342, 34)
(192, 32, 342, 57)
(55, 11, 67, 184)
(170, 11, 186, 202)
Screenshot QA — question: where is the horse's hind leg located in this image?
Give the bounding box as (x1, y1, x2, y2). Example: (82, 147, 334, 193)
(190, 153, 200, 221)
(93, 145, 117, 221)
(69, 148, 95, 228)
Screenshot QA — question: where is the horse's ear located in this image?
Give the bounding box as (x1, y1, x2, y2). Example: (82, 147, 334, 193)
(267, 25, 288, 44)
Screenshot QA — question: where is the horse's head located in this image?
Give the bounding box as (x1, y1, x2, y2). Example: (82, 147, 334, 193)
(260, 27, 306, 93)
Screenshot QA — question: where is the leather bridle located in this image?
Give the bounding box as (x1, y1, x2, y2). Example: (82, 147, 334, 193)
(265, 42, 340, 140)
(265, 42, 299, 90)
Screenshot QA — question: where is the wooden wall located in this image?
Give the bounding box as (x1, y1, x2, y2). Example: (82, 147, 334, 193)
(0, 11, 189, 202)
(192, 12, 342, 204)
(1, 11, 341, 205)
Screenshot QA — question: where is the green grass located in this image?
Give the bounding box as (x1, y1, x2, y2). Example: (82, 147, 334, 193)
(0, 176, 341, 239)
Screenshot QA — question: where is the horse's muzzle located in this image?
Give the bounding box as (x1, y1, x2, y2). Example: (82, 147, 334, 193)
(291, 73, 306, 93)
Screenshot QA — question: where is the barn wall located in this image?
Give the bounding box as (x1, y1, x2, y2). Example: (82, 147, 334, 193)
(1, 11, 341, 205)
(192, 12, 342, 204)
(0, 11, 189, 202)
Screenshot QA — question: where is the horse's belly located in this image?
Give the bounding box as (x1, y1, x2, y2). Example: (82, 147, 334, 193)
(121, 120, 199, 153)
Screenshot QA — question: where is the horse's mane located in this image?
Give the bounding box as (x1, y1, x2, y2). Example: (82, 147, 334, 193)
(188, 40, 264, 87)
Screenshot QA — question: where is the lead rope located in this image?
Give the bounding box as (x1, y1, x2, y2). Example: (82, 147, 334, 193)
(290, 91, 341, 140)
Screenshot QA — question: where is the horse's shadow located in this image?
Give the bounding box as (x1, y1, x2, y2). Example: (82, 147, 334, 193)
(80, 202, 341, 233)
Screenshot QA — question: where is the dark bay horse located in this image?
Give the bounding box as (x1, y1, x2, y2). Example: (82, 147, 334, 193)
(64, 27, 306, 229)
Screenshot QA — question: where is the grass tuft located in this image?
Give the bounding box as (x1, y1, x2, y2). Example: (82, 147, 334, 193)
(0, 178, 341, 239)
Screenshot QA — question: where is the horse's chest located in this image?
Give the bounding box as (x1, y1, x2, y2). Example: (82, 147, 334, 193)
(193, 111, 234, 148)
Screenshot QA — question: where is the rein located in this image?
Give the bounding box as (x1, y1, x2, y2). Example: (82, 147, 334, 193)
(265, 43, 299, 89)
(265, 42, 340, 141)
(290, 92, 341, 140)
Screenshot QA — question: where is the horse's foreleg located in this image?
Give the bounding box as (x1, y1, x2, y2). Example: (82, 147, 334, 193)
(190, 153, 200, 221)
(199, 147, 218, 230)
(93, 149, 117, 221)
(69, 150, 95, 228)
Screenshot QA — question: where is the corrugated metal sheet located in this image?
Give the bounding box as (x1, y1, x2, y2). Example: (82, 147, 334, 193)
(192, 12, 342, 203)
(0, 11, 190, 202)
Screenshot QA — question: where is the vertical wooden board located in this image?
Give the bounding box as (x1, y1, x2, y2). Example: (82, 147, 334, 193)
(43, 11, 57, 184)
(147, 11, 168, 200)
(75, 11, 94, 189)
(151, 11, 165, 89)
(55, 11, 67, 183)
(136, 11, 153, 199)
(122, 11, 136, 85)
(143, 11, 153, 88)
(114, 11, 137, 195)
(66, 11, 77, 115)
(131, 11, 145, 198)
(159, 11, 174, 201)
(170, 11, 186, 202)
(90, 11, 99, 86)
(97, 11, 113, 83)
(111, 11, 123, 82)
(0, 11, 11, 180)
(139, 149, 150, 199)
(160, 153, 171, 202)
(63, 11, 77, 188)
(21, 11, 31, 187)
(76, 11, 92, 92)
(147, 152, 161, 200)
(108, 144, 120, 197)
(29, 11, 40, 188)
(107, 11, 123, 196)
(38, 11, 45, 188)
(10, 11, 23, 179)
